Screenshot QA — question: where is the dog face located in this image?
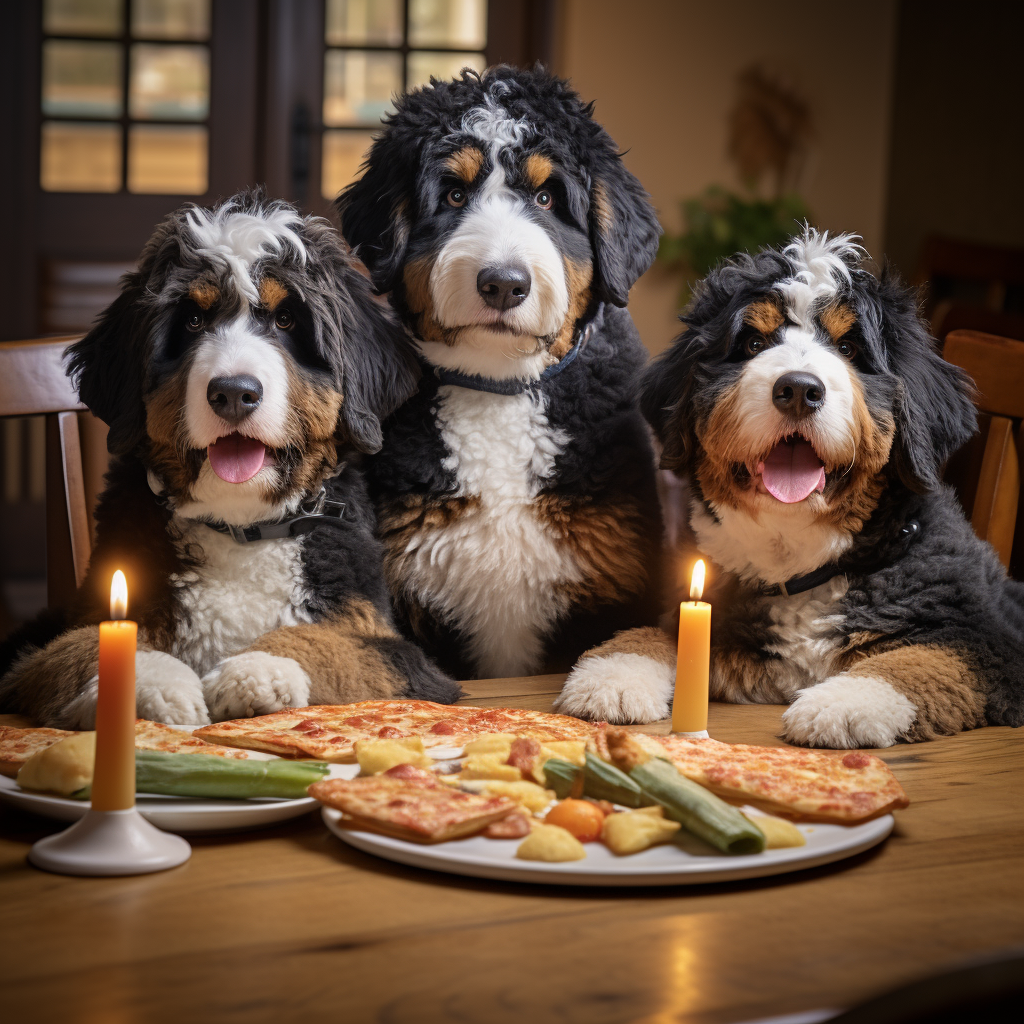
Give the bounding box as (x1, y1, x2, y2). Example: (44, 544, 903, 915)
(642, 230, 977, 568)
(338, 66, 661, 379)
(69, 191, 417, 526)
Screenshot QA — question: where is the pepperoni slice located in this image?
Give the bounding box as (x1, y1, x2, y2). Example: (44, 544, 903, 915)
(429, 720, 458, 735)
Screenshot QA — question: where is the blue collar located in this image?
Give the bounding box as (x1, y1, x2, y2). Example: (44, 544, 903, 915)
(422, 305, 602, 396)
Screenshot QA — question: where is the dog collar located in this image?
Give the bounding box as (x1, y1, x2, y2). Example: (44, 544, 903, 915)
(200, 486, 347, 544)
(423, 305, 602, 396)
(758, 519, 921, 597)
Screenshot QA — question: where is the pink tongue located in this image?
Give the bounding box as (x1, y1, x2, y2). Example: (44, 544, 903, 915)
(758, 439, 826, 503)
(207, 434, 267, 484)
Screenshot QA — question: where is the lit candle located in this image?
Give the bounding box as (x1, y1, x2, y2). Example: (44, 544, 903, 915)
(672, 559, 711, 735)
(91, 570, 137, 812)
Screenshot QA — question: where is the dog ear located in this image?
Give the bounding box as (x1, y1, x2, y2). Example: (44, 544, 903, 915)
(588, 146, 662, 307)
(874, 271, 977, 492)
(640, 327, 704, 474)
(66, 273, 150, 457)
(335, 130, 418, 295)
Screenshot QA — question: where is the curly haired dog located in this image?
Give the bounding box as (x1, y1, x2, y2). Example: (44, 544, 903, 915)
(0, 191, 460, 727)
(558, 230, 1024, 745)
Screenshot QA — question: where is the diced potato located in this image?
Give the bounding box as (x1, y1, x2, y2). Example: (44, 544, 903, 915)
(601, 805, 681, 856)
(460, 753, 523, 782)
(476, 780, 554, 814)
(516, 823, 586, 862)
(18, 732, 96, 796)
(462, 734, 515, 757)
(540, 740, 586, 766)
(355, 737, 431, 776)
(744, 813, 806, 849)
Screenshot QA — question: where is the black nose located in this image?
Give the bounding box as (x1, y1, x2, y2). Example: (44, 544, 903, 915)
(477, 265, 531, 311)
(207, 375, 263, 425)
(772, 372, 826, 417)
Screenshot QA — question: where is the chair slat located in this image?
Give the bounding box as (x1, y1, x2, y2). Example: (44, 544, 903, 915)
(970, 415, 1019, 569)
(0, 337, 85, 418)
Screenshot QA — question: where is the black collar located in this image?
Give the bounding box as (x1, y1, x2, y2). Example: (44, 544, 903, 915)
(200, 486, 347, 544)
(757, 519, 920, 597)
(422, 304, 602, 396)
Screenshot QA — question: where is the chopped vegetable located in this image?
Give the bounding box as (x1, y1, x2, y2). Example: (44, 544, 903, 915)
(583, 751, 644, 807)
(543, 757, 583, 799)
(630, 758, 766, 855)
(516, 823, 586, 862)
(601, 805, 681, 855)
(544, 798, 606, 842)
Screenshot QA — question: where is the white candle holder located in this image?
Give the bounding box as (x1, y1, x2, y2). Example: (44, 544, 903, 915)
(675, 729, 710, 739)
(28, 807, 191, 876)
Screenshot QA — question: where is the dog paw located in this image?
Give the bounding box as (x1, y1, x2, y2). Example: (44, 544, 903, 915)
(203, 652, 311, 721)
(553, 653, 673, 724)
(135, 651, 210, 725)
(781, 674, 917, 749)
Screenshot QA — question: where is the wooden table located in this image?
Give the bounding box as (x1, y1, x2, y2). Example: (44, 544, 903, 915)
(2, 676, 1022, 1024)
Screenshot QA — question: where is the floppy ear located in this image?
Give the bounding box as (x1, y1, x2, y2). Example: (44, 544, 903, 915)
(640, 327, 705, 474)
(335, 130, 419, 295)
(66, 273, 150, 457)
(875, 272, 977, 492)
(588, 146, 662, 307)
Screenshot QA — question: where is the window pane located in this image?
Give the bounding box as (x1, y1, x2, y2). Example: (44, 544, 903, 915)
(128, 124, 207, 193)
(129, 43, 209, 119)
(325, 0, 403, 46)
(407, 50, 485, 91)
(43, 0, 124, 37)
(322, 129, 374, 199)
(408, 0, 486, 49)
(131, 0, 211, 41)
(323, 50, 401, 127)
(42, 41, 123, 118)
(41, 122, 122, 192)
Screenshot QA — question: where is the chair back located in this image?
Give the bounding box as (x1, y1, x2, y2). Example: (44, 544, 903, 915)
(0, 337, 107, 612)
(943, 329, 1024, 577)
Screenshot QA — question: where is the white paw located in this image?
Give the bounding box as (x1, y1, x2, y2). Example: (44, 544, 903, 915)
(135, 651, 210, 725)
(781, 674, 917, 749)
(203, 652, 311, 721)
(553, 653, 673, 724)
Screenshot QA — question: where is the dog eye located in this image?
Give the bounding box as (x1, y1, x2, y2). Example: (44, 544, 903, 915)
(275, 310, 294, 330)
(535, 189, 553, 210)
(837, 339, 857, 359)
(447, 188, 467, 208)
(186, 313, 204, 332)
(744, 336, 766, 356)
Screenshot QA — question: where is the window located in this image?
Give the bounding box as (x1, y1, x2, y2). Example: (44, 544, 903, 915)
(321, 0, 487, 199)
(40, 0, 211, 194)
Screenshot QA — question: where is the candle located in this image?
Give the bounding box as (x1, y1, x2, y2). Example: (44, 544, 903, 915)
(91, 570, 138, 812)
(672, 559, 711, 734)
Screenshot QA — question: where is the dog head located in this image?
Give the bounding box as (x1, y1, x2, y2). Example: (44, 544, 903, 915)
(642, 229, 977, 575)
(337, 65, 661, 380)
(68, 190, 417, 527)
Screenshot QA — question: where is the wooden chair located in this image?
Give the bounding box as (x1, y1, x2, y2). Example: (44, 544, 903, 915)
(943, 329, 1024, 578)
(0, 336, 108, 612)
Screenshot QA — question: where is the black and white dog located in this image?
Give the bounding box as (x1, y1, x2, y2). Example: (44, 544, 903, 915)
(561, 230, 1024, 745)
(0, 191, 459, 727)
(336, 66, 665, 708)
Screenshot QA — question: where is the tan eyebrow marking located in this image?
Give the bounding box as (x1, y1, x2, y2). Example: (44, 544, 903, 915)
(744, 299, 785, 335)
(445, 146, 484, 183)
(188, 280, 219, 310)
(591, 181, 614, 235)
(820, 303, 857, 340)
(525, 153, 554, 189)
(259, 277, 288, 311)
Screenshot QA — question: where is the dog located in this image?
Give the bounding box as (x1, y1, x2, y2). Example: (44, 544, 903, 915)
(0, 191, 461, 727)
(558, 229, 1024, 745)
(335, 66, 666, 704)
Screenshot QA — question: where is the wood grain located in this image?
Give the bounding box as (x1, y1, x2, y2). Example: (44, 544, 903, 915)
(1, 683, 1022, 1024)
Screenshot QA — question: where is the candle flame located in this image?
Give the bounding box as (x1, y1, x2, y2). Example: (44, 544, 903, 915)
(689, 559, 706, 601)
(110, 570, 128, 620)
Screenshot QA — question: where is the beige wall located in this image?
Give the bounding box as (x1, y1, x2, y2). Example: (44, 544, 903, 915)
(554, 0, 898, 355)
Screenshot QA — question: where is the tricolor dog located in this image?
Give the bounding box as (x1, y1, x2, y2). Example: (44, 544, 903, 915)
(0, 192, 460, 727)
(559, 230, 1024, 745)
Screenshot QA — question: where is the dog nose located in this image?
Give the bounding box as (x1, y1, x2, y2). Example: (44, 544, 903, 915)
(477, 265, 531, 311)
(772, 372, 826, 417)
(207, 375, 263, 425)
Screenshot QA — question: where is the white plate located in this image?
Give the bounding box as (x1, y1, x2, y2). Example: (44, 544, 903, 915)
(323, 806, 894, 886)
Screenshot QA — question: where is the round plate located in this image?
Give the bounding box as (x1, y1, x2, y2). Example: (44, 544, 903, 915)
(322, 806, 894, 886)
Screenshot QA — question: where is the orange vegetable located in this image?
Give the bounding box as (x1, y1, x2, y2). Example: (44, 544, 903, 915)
(544, 799, 606, 842)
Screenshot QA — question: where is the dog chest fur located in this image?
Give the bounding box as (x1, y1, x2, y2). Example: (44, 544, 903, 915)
(399, 386, 581, 677)
(169, 520, 313, 676)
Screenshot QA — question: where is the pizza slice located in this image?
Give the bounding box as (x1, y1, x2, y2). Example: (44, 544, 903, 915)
(606, 730, 909, 824)
(0, 726, 75, 777)
(308, 775, 517, 842)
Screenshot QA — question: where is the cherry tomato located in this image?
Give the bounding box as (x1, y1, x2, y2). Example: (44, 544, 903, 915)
(544, 799, 606, 842)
